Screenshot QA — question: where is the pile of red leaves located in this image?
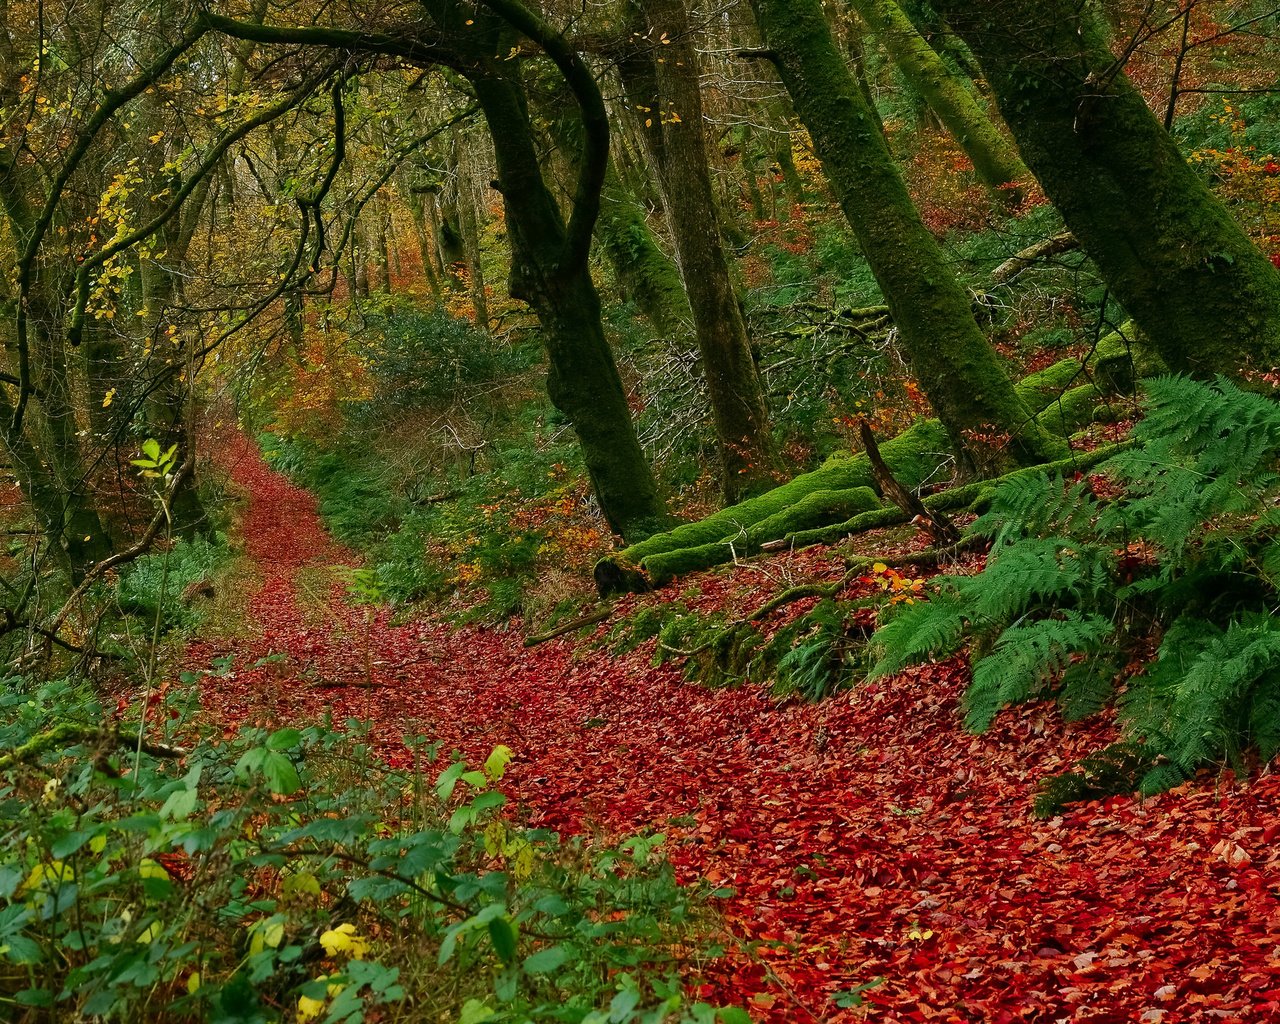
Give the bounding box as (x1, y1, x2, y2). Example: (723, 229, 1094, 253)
(188, 435, 1280, 1023)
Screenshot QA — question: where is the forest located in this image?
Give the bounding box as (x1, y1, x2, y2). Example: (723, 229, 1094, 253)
(2, 0, 1280, 1020)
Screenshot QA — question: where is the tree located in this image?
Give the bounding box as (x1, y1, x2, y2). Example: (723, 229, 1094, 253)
(618, 0, 779, 501)
(846, 0, 1031, 200)
(208, 0, 669, 541)
(933, 0, 1280, 376)
(744, 0, 1066, 474)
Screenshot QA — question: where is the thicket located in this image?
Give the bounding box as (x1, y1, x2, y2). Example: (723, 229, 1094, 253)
(0, 671, 742, 1023)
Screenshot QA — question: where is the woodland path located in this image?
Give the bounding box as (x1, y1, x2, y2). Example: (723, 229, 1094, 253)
(188, 433, 1280, 1023)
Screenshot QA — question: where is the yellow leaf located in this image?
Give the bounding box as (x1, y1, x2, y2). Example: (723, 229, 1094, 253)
(319, 922, 369, 959)
(187, 972, 201, 994)
(138, 859, 170, 881)
(22, 860, 74, 893)
(137, 921, 162, 944)
(872, 562, 888, 574)
(102, 388, 115, 408)
(296, 994, 325, 1022)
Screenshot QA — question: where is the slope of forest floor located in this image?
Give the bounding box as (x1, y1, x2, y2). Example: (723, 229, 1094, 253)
(187, 432, 1280, 1023)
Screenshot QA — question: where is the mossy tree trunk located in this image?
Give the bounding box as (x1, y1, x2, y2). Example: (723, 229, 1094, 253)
(934, 0, 1280, 375)
(450, 127, 490, 330)
(746, 0, 1065, 473)
(533, 75, 690, 338)
(848, 0, 1030, 200)
(619, 0, 779, 502)
(436, 1, 665, 541)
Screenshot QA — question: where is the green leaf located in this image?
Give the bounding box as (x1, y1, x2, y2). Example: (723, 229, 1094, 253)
(471, 791, 506, 812)
(609, 988, 640, 1020)
(266, 728, 302, 751)
(487, 917, 518, 964)
(261, 751, 301, 795)
(483, 744, 513, 781)
(160, 786, 198, 821)
(459, 999, 496, 1024)
(523, 945, 567, 975)
(436, 761, 466, 802)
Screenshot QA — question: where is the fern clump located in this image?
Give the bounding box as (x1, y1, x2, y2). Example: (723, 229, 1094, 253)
(771, 599, 870, 702)
(868, 376, 1280, 805)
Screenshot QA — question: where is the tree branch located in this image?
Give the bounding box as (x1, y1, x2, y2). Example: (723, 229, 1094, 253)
(477, 0, 608, 271)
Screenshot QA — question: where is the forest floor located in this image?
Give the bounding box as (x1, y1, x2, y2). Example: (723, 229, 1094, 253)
(186, 433, 1280, 1023)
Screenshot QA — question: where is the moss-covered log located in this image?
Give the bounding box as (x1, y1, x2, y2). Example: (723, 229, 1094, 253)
(594, 337, 1147, 594)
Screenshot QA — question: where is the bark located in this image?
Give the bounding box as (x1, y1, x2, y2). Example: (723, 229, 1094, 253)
(596, 166, 691, 336)
(621, 0, 779, 502)
(452, 9, 665, 540)
(451, 128, 490, 329)
(405, 188, 444, 305)
(934, 0, 1280, 376)
(746, 0, 1065, 473)
(848, 0, 1030, 199)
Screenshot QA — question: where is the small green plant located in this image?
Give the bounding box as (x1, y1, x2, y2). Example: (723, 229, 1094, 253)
(868, 376, 1280, 805)
(0, 672, 743, 1022)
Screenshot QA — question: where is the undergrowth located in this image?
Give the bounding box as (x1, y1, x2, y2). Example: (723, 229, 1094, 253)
(0, 671, 744, 1023)
(866, 376, 1280, 812)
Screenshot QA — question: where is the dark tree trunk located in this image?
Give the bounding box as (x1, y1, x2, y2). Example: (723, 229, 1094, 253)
(934, 0, 1280, 376)
(621, 0, 779, 501)
(464, 52, 665, 540)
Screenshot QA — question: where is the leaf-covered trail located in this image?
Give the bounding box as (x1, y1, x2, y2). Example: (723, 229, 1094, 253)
(191, 434, 1280, 1023)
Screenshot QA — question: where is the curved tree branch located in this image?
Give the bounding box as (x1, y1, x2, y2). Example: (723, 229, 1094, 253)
(476, 0, 609, 271)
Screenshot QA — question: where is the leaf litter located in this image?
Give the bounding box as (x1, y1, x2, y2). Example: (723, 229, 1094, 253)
(186, 433, 1280, 1023)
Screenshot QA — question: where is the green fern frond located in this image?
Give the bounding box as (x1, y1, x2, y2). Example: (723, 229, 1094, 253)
(973, 474, 1099, 547)
(968, 538, 1112, 624)
(1138, 763, 1187, 796)
(1057, 655, 1119, 722)
(1128, 612, 1280, 774)
(866, 590, 966, 680)
(964, 612, 1113, 732)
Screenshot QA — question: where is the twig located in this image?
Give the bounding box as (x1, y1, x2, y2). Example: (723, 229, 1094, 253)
(524, 605, 613, 647)
(0, 722, 188, 772)
(859, 421, 960, 545)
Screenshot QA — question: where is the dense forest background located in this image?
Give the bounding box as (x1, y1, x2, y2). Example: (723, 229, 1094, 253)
(3, 1, 1280, 1021)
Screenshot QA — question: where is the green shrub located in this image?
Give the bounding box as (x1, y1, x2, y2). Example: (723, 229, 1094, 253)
(868, 376, 1280, 805)
(116, 536, 231, 632)
(0, 672, 744, 1023)
(360, 303, 535, 414)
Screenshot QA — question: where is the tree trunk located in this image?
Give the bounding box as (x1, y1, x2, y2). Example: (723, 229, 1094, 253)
(597, 166, 691, 337)
(934, 0, 1280, 376)
(746, 0, 1065, 473)
(451, 128, 490, 329)
(848, 0, 1029, 200)
(465, 57, 666, 541)
(621, 0, 779, 501)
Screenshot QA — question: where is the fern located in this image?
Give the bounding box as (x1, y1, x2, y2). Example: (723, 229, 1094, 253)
(866, 590, 967, 680)
(773, 601, 856, 702)
(1132, 612, 1280, 774)
(968, 537, 1112, 624)
(963, 613, 1112, 732)
(867, 375, 1280, 807)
